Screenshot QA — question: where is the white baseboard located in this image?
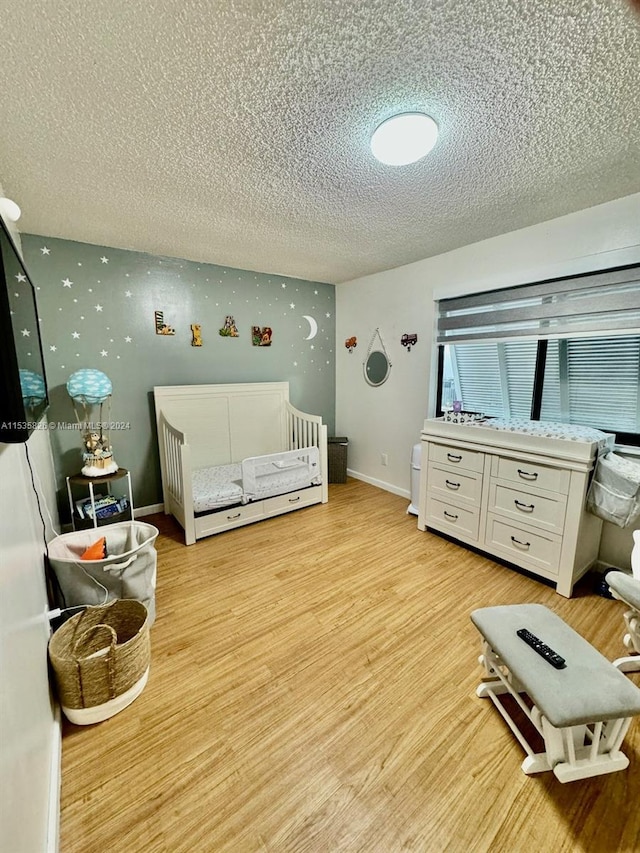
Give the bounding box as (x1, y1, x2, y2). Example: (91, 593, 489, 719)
(134, 503, 164, 518)
(346, 468, 410, 500)
(47, 704, 62, 853)
(593, 559, 627, 574)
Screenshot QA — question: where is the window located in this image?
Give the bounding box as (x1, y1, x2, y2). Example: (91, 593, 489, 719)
(436, 265, 640, 444)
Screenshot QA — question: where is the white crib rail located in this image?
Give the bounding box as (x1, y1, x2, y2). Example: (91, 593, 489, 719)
(285, 401, 328, 503)
(242, 446, 321, 500)
(158, 413, 196, 544)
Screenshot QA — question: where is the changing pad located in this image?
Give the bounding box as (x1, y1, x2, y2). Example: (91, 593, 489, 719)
(479, 418, 615, 453)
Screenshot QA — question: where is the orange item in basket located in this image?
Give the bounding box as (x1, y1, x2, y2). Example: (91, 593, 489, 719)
(80, 537, 107, 560)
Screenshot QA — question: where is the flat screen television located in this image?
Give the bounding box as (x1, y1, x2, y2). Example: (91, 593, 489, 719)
(0, 215, 49, 443)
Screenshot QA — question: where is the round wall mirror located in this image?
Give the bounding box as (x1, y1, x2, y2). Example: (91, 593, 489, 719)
(364, 350, 391, 386)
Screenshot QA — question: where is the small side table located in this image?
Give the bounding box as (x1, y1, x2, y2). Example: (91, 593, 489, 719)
(66, 467, 134, 530)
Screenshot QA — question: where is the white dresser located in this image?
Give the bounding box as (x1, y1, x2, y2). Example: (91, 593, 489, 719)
(418, 418, 613, 597)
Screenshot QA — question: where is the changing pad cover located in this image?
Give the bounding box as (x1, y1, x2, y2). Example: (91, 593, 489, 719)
(479, 418, 615, 453)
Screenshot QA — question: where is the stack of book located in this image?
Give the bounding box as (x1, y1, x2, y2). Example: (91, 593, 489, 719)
(76, 493, 130, 521)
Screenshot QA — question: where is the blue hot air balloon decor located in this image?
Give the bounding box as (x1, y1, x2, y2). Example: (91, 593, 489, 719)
(66, 369, 119, 477)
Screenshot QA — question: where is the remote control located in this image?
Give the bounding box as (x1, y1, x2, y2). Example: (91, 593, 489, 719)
(516, 628, 566, 669)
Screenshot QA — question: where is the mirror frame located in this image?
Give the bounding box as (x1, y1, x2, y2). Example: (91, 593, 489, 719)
(364, 349, 391, 386)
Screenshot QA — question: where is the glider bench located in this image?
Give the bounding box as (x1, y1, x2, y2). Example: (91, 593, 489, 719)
(471, 603, 640, 783)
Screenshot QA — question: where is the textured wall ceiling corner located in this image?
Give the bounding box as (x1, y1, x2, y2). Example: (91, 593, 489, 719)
(1, 0, 639, 284)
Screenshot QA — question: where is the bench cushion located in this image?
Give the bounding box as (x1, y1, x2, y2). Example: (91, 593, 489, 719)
(606, 571, 640, 611)
(471, 603, 640, 727)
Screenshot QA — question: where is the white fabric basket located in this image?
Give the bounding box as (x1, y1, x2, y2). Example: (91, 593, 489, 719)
(586, 454, 640, 529)
(48, 521, 159, 623)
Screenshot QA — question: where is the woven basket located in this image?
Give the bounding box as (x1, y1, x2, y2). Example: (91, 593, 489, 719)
(328, 437, 348, 484)
(49, 599, 150, 725)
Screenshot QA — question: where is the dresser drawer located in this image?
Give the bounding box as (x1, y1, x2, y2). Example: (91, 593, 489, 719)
(485, 513, 562, 576)
(427, 462, 483, 507)
(488, 481, 567, 534)
(429, 442, 484, 473)
(493, 456, 569, 494)
(426, 496, 480, 540)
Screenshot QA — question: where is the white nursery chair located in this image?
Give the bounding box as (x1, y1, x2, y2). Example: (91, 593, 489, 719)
(606, 530, 640, 673)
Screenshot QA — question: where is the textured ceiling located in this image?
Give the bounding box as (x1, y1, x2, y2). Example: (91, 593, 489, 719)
(1, 0, 639, 284)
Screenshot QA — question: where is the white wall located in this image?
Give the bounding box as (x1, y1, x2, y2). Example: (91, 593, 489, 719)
(336, 192, 640, 568)
(0, 432, 61, 853)
(1, 191, 61, 852)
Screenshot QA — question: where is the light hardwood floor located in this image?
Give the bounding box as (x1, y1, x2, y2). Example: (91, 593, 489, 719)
(59, 479, 640, 852)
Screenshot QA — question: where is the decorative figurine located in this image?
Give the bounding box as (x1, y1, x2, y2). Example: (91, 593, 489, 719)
(191, 324, 203, 346)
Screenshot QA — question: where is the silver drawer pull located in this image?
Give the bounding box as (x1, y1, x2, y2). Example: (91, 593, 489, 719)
(444, 510, 459, 520)
(227, 512, 242, 520)
(514, 500, 535, 512)
(447, 453, 462, 463)
(511, 536, 531, 549)
(288, 496, 301, 503)
(445, 479, 461, 490)
(517, 468, 538, 481)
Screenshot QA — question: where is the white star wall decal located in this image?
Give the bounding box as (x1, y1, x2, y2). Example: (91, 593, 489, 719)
(125, 290, 132, 297)
(15, 273, 26, 282)
(62, 278, 73, 287)
(72, 331, 80, 339)
(49, 345, 57, 352)
(100, 256, 109, 264)
(95, 304, 103, 312)
(124, 336, 132, 343)
(100, 350, 108, 357)
(290, 303, 295, 309)
(40, 246, 50, 255)
(21, 328, 30, 336)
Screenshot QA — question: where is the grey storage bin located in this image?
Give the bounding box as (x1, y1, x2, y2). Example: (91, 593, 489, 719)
(328, 437, 348, 483)
(586, 453, 640, 528)
(48, 521, 159, 623)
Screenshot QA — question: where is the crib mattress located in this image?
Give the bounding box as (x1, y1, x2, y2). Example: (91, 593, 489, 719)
(193, 464, 244, 513)
(193, 459, 316, 513)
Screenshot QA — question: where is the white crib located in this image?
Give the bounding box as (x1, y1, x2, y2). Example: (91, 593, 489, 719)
(154, 382, 328, 544)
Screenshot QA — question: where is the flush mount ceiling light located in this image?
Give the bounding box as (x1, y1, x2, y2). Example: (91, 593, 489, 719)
(0, 197, 22, 222)
(370, 112, 439, 166)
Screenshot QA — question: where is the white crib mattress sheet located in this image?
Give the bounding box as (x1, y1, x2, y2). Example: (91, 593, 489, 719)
(193, 463, 244, 513)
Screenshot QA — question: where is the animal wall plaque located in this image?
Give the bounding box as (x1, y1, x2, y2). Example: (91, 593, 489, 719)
(155, 311, 175, 335)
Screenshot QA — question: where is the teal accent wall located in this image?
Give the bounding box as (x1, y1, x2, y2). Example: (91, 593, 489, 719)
(22, 235, 335, 514)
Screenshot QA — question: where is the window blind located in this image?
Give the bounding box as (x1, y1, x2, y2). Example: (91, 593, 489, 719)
(502, 341, 537, 418)
(541, 336, 640, 433)
(454, 343, 503, 414)
(437, 264, 640, 344)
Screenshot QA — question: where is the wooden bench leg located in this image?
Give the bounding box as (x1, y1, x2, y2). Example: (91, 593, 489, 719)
(476, 640, 635, 782)
(544, 716, 632, 783)
(476, 644, 551, 775)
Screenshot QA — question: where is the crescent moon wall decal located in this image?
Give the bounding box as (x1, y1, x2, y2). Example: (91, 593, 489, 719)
(303, 315, 318, 340)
